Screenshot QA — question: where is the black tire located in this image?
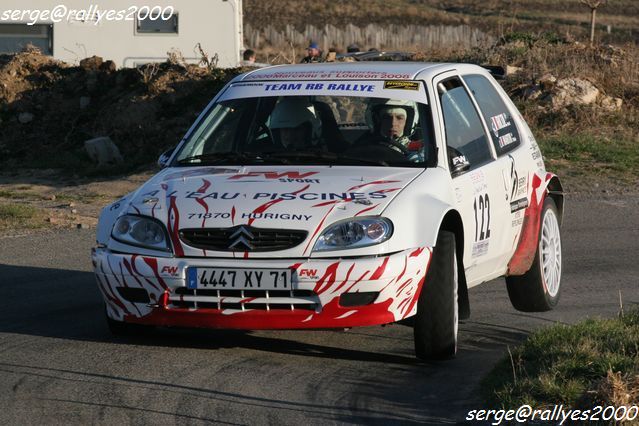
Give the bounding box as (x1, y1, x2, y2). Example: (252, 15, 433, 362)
(413, 230, 458, 360)
(506, 197, 562, 312)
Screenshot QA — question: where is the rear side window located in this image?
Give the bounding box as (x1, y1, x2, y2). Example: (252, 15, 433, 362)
(438, 77, 492, 171)
(463, 74, 521, 155)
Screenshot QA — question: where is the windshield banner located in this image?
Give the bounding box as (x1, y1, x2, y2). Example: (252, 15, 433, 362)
(219, 80, 428, 104)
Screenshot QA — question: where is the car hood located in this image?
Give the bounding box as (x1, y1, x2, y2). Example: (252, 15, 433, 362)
(124, 166, 424, 257)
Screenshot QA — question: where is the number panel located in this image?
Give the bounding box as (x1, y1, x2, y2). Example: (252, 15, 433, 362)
(188, 267, 291, 290)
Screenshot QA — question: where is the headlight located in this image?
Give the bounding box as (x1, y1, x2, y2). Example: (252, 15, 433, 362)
(111, 215, 171, 252)
(313, 217, 393, 252)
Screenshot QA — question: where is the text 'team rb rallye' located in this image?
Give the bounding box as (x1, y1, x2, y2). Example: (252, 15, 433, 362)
(92, 62, 564, 360)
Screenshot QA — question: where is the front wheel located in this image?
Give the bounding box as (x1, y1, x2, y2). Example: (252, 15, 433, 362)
(413, 230, 458, 360)
(506, 197, 562, 312)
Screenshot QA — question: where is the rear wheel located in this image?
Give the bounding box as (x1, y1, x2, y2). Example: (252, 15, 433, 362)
(506, 197, 562, 312)
(413, 231, 458, 360)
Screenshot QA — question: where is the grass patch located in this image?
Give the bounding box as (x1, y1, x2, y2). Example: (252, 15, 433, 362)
(0, 189, 38, 200)
(55, 192, 105, 203)
(483, 310, 639, 409)
(538, 134, 639, 183)
(0, 190, 20, 199)
(0, 203, 36, 219)
(0, 203, 46, 230)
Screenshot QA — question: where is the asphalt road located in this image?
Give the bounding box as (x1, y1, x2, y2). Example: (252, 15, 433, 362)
(0, 194, 637, 425)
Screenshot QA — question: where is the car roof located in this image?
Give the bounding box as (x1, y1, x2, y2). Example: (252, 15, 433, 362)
(238, 62, 475, 82)
(335, 51, 414, 61)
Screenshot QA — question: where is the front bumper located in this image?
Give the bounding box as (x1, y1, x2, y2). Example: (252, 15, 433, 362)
(92, 246, 431, 329)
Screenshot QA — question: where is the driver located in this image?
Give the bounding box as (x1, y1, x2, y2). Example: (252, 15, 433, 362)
(360, 98, 424, 162)
(269, 97, 323, 150)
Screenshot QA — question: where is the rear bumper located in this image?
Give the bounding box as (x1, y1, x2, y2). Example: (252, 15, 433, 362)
(92, 246, 431, 329)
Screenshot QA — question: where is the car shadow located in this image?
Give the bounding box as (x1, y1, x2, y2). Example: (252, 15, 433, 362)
(0, 263, 531, 361)
(0, 263, 528, 362)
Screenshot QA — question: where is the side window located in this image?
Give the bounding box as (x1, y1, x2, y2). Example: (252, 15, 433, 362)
(463, 74, 521, 155)
(438, 77, 492, 172)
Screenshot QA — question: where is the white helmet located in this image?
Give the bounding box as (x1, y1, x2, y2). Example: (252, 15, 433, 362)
(365, 98, 419, 138)
(269, 97, 322, 142)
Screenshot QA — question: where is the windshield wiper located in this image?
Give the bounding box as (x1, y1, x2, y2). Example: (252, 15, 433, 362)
(267, 150, 389, 166)
(177, 152, 289, 165)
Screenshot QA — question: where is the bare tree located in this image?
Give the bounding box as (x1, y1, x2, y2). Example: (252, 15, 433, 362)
(580, 0, 608, 45)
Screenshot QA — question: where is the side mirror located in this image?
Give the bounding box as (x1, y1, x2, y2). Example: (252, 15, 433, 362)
(450, 154, 471, 177)
(157, 148, 175, 168)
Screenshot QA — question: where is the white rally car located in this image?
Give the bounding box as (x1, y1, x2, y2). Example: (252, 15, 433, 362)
(92, 62, 564, 360)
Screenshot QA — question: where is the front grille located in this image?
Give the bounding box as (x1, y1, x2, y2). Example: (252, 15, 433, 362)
(169, 287, 319, 311)
(179, 226, 307, 252)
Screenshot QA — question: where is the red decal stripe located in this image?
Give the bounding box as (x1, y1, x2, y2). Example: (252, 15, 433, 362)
(194, 179, 212, 228)
(105, 258, 123, 287)
(369, 257, 390, 280)
(97, 273, 131, 316)
(382, 256, 407, 292)
(354, 203, 380, 216)
(331, 263, 356, 293)
(507, 173, 545, 275)
(345, 270, 370, 292)
(347, 180, 401, 191)
(395, 278, 414, 297)
(197, 179, 211, 193)
(195, 198, 209, 228)
(119, 268, 142, 316)
(130, 255, 162, 292)
(313, 262, 340, 294)
(122, 258, 144, 288)
(397, 295, 412, 314)
(376, 188, 401, 194)
(409, 247, 425, 257)
(403, 248, 432, 318)
(311, 199, 352, 208)
(167, 196, 184, 257)
(142, 257, 170, 290)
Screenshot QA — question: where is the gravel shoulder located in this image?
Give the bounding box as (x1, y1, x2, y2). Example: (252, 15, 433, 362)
(0, 169, 153, 237)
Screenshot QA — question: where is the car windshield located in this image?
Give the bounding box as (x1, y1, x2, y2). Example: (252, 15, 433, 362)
(175, 93, 436, 168)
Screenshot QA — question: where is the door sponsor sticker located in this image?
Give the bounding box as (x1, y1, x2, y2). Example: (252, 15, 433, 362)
(510, 197, 529, 213)
(383, 80, 420, 90)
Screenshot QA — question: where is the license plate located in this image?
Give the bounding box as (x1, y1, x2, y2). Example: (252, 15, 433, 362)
(187, 267, 292, 290)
